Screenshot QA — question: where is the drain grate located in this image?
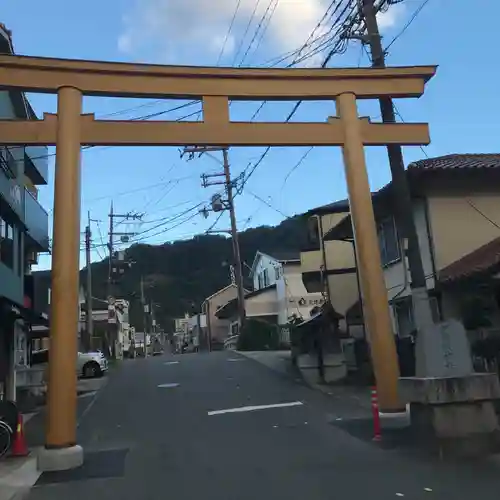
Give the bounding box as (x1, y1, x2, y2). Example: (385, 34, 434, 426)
(36, 448, 129, 485)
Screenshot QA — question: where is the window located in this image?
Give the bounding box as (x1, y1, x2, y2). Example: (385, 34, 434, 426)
(262, 269, 269, 287)
(0, 216, 14, 269)
(275, 266, 281, 280)
(307, 216, 320, 248)
(394, 300, 414, 338)
(393, 296, 441, 338)
(17, 230, 23, 276)
(257, 273, 263, 290)
(378, 217, 400, 266)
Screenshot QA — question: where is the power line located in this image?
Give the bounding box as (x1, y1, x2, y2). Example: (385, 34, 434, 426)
(385, 0, 432, 51)
(231, 0, 263, 64)
(237, 0, 278, 66)
(243, 0, 280, 64)
(392, 102, 429, 158)
(245, 189, 290, 218)
(280, 147, 315, 189)
(129, 211, 201, 245)
(216, 0, 243, 65)
(82, 175, 198, 206)
(16, 101, 202, 164)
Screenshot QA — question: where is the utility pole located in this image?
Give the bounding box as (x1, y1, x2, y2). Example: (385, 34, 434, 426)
(140, 275, 148, 358)
(358, 0, 435, 335)
(83, 212, 93, 352)
(182, 146, 247, 329)
(107, 202, 143, 358)
(222, 149, 246, 328)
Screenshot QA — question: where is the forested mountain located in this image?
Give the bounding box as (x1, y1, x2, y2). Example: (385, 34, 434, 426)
(35, 215, 309, 331)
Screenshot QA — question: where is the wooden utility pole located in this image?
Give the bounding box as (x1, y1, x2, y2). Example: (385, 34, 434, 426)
(222, 149, 246, 328)
(84, 211, 93, 352)
(360, 0, 435, 334)
(140, 275, 148, 358)
(107, 204, 142, 358)
(182, 146, 247, 329)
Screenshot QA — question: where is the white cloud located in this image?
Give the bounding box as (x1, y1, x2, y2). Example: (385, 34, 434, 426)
(118, 0, 406, 65)
(377, 2, 406, 31)
(117, 34, 132, 54)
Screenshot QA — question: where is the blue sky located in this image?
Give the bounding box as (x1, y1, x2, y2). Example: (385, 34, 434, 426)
(2, 0, 498, 271)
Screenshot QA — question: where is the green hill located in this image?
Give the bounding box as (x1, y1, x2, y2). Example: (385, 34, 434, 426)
(36, 215, 309, 332)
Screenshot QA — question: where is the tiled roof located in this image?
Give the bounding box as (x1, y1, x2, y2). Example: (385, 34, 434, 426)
(324, 154, 500, 242)
(439, 236, 500, 284)
(305, 199, 349, 216)
(408, 154, 500, 172)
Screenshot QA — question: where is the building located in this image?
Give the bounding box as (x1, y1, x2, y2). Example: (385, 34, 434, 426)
(0, 24, 50, 400)
(187, 313, 207, 349)
(78, 287, 131, 357)
(299, 201, 363, 338)
(324, 154, 500, 344)
(202, 284, 238, 345)
(216, 251, 324, 342)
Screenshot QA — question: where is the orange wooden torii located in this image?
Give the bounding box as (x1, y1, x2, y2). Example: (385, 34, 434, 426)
(0, 53, 436, 471)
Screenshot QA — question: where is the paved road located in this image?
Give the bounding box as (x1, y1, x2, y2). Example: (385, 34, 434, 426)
(28, 351, 500, 499)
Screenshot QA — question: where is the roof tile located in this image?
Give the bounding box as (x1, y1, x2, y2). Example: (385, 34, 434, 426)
(409, 154, 500, 172)
(439, 236, 500, 283)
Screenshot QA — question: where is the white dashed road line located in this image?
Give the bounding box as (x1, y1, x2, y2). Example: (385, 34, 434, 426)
(157, 383, 180, 388)
(164, 361, 180, 365)
(208, 401, 303, 416)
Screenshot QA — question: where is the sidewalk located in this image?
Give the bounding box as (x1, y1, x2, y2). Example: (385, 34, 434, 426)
(0, 375, 109, 500)
(0, 454, 40, 500)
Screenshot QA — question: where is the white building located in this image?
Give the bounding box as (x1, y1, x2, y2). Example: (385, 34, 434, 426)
(216, 251, 325, 343)
(250, 251, 325, 325)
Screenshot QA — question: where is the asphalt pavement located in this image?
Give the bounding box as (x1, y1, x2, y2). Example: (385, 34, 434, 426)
(27, 351, 500, 500)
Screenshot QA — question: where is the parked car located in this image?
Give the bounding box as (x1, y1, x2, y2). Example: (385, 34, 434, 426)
(31, 349, 108, 379)
(77, 351, 108, 378)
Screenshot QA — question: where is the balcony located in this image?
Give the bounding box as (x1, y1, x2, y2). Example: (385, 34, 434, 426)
(0, 262, 23, 306)
(24, 188, 49, 251)
(25, 146, 49, 185)
(0, 153, 24, 222)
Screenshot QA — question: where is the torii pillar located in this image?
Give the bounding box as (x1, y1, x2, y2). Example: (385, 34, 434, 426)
(38, 86, 84, 471)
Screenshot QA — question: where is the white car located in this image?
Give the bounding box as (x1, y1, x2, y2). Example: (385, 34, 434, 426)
(77, 351, 108, 378)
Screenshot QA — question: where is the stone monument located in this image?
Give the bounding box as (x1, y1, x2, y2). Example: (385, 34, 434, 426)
(399, 318, 500, 458)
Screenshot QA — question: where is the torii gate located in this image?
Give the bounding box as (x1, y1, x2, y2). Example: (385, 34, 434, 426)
(0, 54, 436, 470)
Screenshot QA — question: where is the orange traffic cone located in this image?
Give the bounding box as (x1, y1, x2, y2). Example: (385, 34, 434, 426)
(10, 414, 29, 457)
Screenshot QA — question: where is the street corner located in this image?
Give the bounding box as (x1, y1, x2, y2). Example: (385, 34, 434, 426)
(0, 452, 41, 500)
